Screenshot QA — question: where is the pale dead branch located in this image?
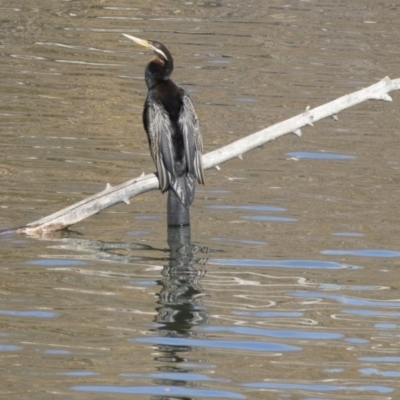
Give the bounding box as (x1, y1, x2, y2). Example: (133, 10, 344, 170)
(17, 76, 400, 235)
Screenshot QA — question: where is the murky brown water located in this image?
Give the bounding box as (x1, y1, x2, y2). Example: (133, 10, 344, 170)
(2, 1, 400, 399)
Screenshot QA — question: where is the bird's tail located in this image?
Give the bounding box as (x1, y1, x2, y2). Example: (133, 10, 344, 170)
(167, 184, 190, 227)
(170, 173, 196, 206)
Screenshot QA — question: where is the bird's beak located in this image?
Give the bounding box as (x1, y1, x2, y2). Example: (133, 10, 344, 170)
(122, 34, 168, 61)
(122, 34, 151, 49)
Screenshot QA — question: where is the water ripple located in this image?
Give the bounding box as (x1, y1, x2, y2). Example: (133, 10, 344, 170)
(359, 356, 400, 363)
(212, 237, 267, 245)
(121, 372, 228, 382)
(0, 345, 21, 351)
(322, 249, 400, 257)
(290, 291, 400, 307)
(206, 204, 285, 212)
(72, 385, 245, 398)
(242, 381, 392, 393)
(198, 326, 343, 340)
(332, 232, 364, 237)
(360, 368, 400, 378)
(63, 371, 99, 376)
(233, 311, 303, 318)
(209, 259, 359, 269)
(242, 215, 297, 222)
(343, 309, 400, 317)
(133, 336, 300, 352)
(27, 259, 86, 266)
(0, 310, 57, 318)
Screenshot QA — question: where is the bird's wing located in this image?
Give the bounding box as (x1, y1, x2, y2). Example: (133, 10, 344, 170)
(179, 92, 205, 185)
(145, 100, 175, 193)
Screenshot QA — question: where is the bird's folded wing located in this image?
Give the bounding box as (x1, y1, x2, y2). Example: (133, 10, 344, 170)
(146, 102, 175, 193)
(179, 92, 205, 185)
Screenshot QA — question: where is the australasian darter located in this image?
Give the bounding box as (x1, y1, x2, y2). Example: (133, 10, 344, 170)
(123, 34, 204, 227)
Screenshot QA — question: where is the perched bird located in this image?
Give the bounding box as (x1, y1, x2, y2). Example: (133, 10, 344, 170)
(123, 34, 204, 227)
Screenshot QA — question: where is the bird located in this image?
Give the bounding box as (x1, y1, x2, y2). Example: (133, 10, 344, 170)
(122, 34, 204, 227)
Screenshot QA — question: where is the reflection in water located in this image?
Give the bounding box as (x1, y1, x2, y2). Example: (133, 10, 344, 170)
(157, 226, 208, 330)
(28, 228, 230, 399)
(152, 226, 210, 398)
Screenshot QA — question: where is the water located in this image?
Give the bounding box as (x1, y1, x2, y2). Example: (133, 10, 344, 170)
(2, 1, 400, 399)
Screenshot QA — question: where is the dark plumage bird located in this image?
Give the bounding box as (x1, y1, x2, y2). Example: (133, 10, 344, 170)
(123, 34, 204, 227)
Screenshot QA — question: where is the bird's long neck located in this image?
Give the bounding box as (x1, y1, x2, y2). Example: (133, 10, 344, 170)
(145, 57, 174, 89)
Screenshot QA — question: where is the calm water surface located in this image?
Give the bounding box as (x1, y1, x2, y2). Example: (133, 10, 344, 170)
(1, 1, 400, 399)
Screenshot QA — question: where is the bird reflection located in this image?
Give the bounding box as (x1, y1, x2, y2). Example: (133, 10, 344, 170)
(151, 226, 210, 398)
(32, 226, 213, 399)
(156, 225, 209, 332)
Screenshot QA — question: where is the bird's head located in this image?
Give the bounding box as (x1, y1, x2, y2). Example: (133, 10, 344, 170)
(123, 34, 172, 63)
(123, 34, 174, 84)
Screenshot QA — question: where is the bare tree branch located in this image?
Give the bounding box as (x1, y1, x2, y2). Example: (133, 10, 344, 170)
(18, 76, 400, 235)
